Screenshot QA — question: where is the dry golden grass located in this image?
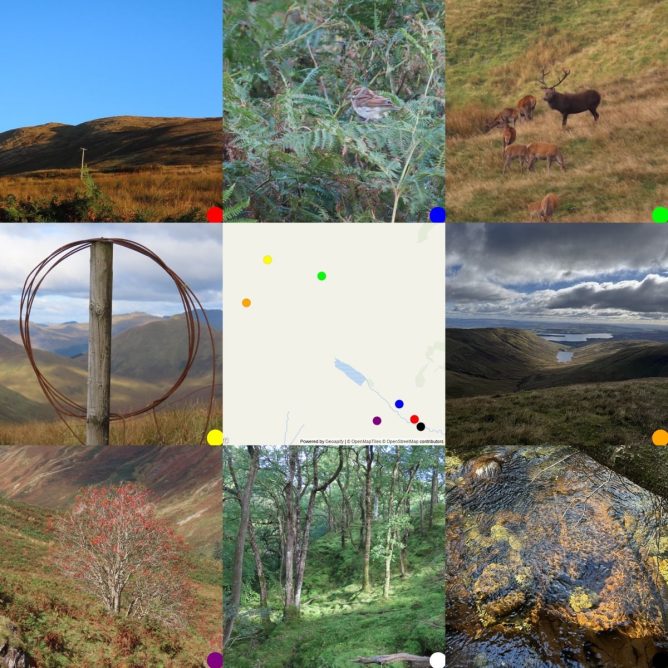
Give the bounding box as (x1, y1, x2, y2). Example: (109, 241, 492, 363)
(446, 0, 668, 222)
(0, 165, 222, 221)
(447, 79, 668, 222)
(0, 404, 221, 446)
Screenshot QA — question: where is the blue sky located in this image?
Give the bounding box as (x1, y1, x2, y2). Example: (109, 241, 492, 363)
(0, 1, 222, 132)
(0, 224, 222, 323)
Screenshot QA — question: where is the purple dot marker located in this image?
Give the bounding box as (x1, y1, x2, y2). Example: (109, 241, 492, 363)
(207, 652, 223, 668)
(372, 416, 382, 425)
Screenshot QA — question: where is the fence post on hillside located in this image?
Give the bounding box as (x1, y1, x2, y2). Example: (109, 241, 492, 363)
(86, 240, 113, 446)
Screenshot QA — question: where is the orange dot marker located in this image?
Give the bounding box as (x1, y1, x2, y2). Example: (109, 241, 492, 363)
(652, 429, 668, 446)
(241, 298, 251, 308)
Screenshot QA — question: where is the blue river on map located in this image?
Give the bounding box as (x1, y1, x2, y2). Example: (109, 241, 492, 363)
(334, 359, 366, 386)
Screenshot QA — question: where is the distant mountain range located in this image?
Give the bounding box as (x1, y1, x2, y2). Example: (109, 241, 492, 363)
(0, 116, 222, 176)
(0, 310, 222, 424)
(0, 309, 222, 357)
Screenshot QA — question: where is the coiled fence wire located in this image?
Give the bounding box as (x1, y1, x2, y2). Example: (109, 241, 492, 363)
(19, 238, 218, 445)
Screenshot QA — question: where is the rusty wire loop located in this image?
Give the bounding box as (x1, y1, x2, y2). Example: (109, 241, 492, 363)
(19, 238, 218, 445)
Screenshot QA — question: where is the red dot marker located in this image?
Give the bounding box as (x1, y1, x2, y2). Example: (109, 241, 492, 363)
(207, 206, 223, 223)
(410, 415, 419, 424)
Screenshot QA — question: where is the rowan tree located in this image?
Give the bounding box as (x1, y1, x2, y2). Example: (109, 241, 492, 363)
(52, 483, 193, 628)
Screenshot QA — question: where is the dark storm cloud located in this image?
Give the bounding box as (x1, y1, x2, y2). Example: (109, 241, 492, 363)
(447, 224, 668, 284)
(446, 224, 668, 321)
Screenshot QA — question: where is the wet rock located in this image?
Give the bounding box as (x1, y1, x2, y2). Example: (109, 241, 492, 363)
(480, 590, 526, 626)
(0, 616, 33, 668)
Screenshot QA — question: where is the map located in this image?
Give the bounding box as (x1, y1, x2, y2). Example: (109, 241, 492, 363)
(223, 223, 445, 445)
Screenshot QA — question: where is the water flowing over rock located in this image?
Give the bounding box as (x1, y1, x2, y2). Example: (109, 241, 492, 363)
(447, 446, 668, 667)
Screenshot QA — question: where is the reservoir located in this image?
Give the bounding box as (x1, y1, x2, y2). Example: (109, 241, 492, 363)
(556, 350, 573, 363)
(539, 332, 612, 342)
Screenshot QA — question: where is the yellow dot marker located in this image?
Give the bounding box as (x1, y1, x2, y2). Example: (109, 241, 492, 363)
(263, 255, 272, 264)
(652, 429, 668, 446)
(207, 429, 224, 446)
(242, 298, 251, 308)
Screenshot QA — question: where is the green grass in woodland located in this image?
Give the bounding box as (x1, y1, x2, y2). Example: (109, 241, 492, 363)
(225, 508, 444, 668)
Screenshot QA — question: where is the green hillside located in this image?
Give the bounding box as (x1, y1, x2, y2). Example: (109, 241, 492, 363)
(446, 328, 561, 397)
(446, 0, 668, 222)
(226, 515, 444, 668)
(0, 494, 220, 667)
(110, 315, 220, 383)
(447, 376, 668, 454)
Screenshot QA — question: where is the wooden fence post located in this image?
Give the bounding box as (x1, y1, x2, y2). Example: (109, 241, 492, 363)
(86, 240, 113, 445)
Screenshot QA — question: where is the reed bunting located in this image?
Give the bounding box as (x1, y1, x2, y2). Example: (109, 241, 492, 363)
(349, 86, 399, 121)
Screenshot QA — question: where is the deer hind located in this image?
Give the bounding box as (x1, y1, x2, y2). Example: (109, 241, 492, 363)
(527, 143, 565, 172)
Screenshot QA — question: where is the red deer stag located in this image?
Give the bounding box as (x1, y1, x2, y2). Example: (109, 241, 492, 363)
(537, 68, 601, 127)
(484, 107, 519, 133)
(517, 95, 536, 121)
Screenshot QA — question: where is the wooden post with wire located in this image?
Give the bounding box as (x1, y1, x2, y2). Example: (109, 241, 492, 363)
(86, 240, 113, 446)
(80, 147, 87, 179)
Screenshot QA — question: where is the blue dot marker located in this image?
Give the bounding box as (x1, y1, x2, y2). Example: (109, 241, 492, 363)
(429, 207, 446, 223)
(395, 399, 404, 409)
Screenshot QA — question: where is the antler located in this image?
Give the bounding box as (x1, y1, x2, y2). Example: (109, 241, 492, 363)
(536, 66, 550, 88)
(536, 67, 571, 88)
(552, 68, 571, 88)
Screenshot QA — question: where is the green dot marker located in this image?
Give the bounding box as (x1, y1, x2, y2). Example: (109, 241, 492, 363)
(653, 206, 668, 224)
(317, 271, 327, 281)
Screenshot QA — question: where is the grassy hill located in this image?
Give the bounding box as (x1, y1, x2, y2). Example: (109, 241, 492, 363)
(110, 314, 221, 383)
(447, 328, 668, 397)
(0, 446, 221, 552)
(446, 328, 561, 397)
(0, 489, 220, 666)
(226, 511, 444, 668)
(446, 0, 668, 222)
(0, 117, 221, 175)
(0, 116, 222, 222)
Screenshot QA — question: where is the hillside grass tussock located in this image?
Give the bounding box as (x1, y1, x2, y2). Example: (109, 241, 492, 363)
(0, 404, 221, 446)
(446, 377, 668, 449)
(224, 0, 444, 222)
(0, 165, 221, 222)
(446, 0, 668, 222)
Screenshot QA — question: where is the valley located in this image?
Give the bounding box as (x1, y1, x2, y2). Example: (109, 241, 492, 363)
(447, 327, 668, 452)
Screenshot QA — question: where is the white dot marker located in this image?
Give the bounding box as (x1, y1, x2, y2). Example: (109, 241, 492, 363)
(430, 653, 445, 668)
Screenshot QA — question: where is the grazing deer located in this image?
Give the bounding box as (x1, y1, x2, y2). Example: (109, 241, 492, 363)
(528, 194, 559, 221)
(539, 193, 559, 221)
(502, 144, 529, 173)
(526, 143, 565, 172)
(527, 200, 542, 220)
(517, 95, 537, 121)
(537, 68, 601, 127)
(484, 107, 519, 132)
(502, 122, 516, 155)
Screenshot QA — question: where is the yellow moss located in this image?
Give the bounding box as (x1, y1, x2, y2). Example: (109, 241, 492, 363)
(474, 563, 511, 599)
(514, 566, 532, 587)
(491, 524, 523, 551)
(659, 559, 668, 584)
(569, 587, 600, 613)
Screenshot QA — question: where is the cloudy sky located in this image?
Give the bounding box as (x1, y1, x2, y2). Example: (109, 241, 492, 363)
(0, 224, 222, 323)
(447, 224, 668, 323)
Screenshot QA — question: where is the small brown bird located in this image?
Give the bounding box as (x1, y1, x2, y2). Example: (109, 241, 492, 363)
(349, 86, 400, 121)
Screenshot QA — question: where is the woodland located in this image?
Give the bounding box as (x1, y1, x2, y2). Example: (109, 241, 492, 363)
(223, 0, 445, 222)
(223, 445, 444, 667)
